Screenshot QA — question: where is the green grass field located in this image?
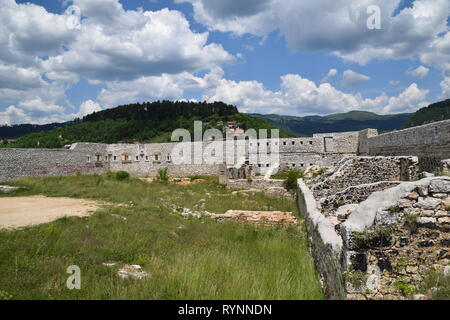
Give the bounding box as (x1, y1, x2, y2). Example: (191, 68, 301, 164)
(0, 175, 323, 300)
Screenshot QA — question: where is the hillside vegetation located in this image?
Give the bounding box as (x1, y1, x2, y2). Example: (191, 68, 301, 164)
(402, 99, 450, 128)
(3, 101, 294, 148)
(253, 111, 412, 136)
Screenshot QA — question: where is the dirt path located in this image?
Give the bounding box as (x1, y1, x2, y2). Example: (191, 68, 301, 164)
(0, 196, 100, 230)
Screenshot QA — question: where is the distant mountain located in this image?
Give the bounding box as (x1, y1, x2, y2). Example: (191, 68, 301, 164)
(252, 111, 413, 136)
(0, 122, 73, 139)
(2, 101, 294, 149)
(402, 99, 450, 128)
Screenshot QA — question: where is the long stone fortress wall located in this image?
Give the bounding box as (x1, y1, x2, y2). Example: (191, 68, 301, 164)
(0, 120, 449, 181)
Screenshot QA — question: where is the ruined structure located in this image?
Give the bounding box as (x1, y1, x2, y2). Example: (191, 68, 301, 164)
(0, 120, 448, 182)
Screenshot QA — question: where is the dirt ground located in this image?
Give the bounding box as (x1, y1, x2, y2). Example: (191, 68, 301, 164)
(0, 196, 100, 230)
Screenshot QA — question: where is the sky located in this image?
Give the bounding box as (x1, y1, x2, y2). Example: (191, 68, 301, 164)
(0, 0, 449, 125)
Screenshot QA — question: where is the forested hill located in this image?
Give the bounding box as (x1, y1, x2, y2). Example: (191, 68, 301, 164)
(252, 111, 413, 137)
(3, 101, 294, 149)
(402, 99, 450, 128)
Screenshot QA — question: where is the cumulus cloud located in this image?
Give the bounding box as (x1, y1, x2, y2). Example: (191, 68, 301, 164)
(44, 5, 235, 82)
(407, 66, 430, 79)
(202, 73, 429, 115)
(342, 70, 371, 87)
(79, 100, 101, 117)
(180, 0, 450, 70)
(0, 0, 235, 124)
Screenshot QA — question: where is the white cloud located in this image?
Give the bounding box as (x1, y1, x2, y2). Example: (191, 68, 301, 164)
(321, 68, 338, 83)
(407, 65, 430, 78)
(440, 76, 450, 98)
(389, 80, 400, 86)
(44, 5, 235, 82)
(342, 70, 371, 87)
(180, 0, 450, 69)
(202, 73, 429, 115)
(79, 100, 101, 117)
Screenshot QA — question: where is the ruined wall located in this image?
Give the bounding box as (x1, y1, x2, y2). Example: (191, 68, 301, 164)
(341, 177, 450, 300)
(311, 156, 419, 200)
(366, 120, 450, 173)
(297, 179, 346, 300)
(0, 143, 109, 181)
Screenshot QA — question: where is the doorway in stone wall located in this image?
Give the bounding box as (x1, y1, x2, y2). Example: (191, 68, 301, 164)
(324, 137, 334, 153)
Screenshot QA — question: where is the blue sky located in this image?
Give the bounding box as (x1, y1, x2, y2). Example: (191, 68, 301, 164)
(0, 0, 449, 124)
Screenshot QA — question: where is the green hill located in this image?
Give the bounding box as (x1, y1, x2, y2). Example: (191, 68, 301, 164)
(402, 99, 450, 128)
(252, 111, 413, 137)
(3, 101, 294, 148)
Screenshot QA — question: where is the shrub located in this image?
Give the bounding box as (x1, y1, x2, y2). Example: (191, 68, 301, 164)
(156, 168, 169, 184)
(115, 171, 130, 181)
(284, 170, 304, 192)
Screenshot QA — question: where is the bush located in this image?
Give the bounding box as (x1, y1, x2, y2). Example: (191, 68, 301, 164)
(156, 168, 169, 184)
(284, 170, 304, 192)
(115, 171, 130, 181)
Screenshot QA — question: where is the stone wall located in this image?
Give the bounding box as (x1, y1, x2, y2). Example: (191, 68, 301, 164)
(297, 179, 346, 300)
(0, 143, 108, 181)
(366, 120, 450, 173)
(227, 179, 285, 190)
(311, 156, 419, 199)
(340, 177, 450, 300)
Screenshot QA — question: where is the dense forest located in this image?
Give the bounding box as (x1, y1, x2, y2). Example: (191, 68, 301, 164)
(2, 101, 294, 148)
(402, 99, 450, 128)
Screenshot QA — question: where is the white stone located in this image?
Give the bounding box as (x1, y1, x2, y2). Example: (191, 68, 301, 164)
(418, 217, 437, 225)
(416, 197, 442, 210)
(429, 180, 450, 193)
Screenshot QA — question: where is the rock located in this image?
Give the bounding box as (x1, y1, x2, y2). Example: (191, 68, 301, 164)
(417, 186, 429, 197)
(435, 210, 447, 217)
(413, 294, 427, 300)
(429, 179, 450, 193)
(432, 193, 447, 199)
(118, 264, 149, 280)
(443, 197, 450, 211)
(0, 185, 19, 193)
(102, 262, 117, 267)
(375, 208, 402, 226)
(406, 265, 418, 273)
(418, 217, 437, 225)
(407, 192, 419, 200)
(438, 217, 450, 224)
(444, 266, 450, 276)
(335, 204, 358, 222)
(420, 210, 435, 217)
(398, 199, 413, 208)
(416, 197, 442, 210)
(419, 172, 434, 179)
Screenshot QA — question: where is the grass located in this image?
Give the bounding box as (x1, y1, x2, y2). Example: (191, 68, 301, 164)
(0, 175, 324, 300)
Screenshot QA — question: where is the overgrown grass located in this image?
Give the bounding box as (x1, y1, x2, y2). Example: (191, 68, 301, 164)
(0, 175, 323, 300)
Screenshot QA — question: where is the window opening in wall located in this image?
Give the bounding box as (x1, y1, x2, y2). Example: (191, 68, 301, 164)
(96, 155, 101, 162)
(87, 156, 91, 163)
(292, 141, 295, 145)
(145, 156, 149, 161)
(135, 156, 139, 161)
(113, 156, 117, 161)
(155, 154, 160, 161)
(283, 141, 287, 145)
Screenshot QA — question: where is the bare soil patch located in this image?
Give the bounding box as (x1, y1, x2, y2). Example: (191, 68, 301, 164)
(0, 195, 100, 230)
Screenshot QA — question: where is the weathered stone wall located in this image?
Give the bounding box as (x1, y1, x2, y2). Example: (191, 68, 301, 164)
(297, 179, 346, 300)
(312, 156, 419, 199)
(227, 178, 285, 190)
(0, 143, 109, 181)
(366, 120, 450, 173)
(340, 177, 450, 300)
